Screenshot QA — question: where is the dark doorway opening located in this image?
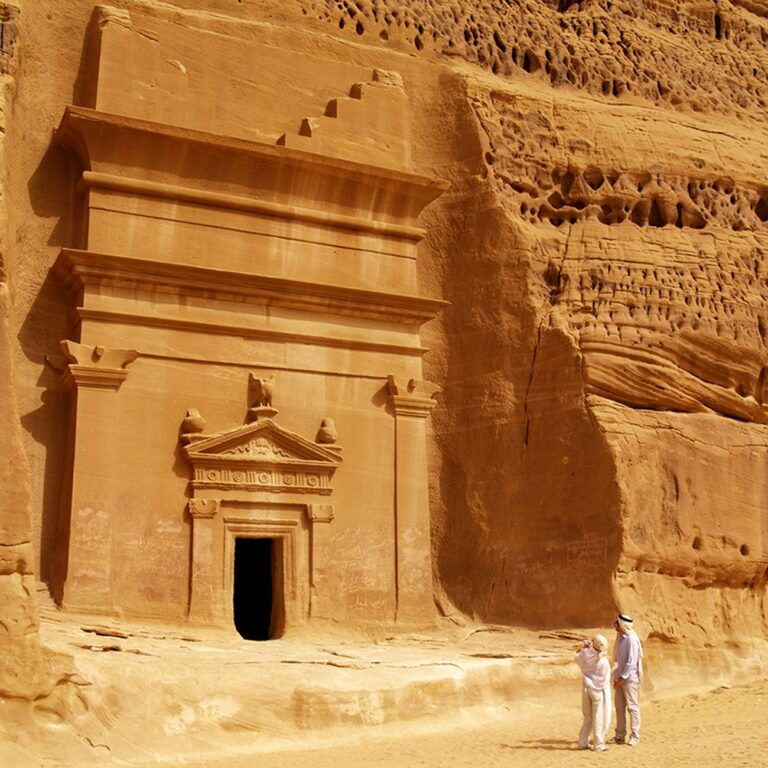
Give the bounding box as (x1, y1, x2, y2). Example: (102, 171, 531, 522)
(233, 537, 274, 640)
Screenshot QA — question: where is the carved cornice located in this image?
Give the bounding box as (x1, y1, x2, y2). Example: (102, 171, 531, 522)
(55, 249, 447, 327)
(56, 106, 448, 234)
(389, 396, 439, 418)
(73, 308, 428, 358)
(387, 375, 440, 418)
(188, 499, 220, 519)
(80, 171, 426, 242)
(56, 340, 139, 391)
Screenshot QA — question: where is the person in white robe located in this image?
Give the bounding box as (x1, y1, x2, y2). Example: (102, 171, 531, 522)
(611, 613, 644, 746)
(574, 634, 612, 751)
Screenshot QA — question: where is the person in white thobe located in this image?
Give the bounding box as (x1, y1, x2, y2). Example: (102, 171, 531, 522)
(574, 634, 612, 751)
(611, 613, 643, 746)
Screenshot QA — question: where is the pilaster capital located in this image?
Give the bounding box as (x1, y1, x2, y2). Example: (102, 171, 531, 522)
(188, 498, 221, 519)
(387, 375, 439, 418)
(306, 503, 335, 524)
(56, 340, 139, 391)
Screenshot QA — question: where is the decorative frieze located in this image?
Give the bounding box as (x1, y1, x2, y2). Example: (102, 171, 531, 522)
(191, 465, 333, 494)
(221, 436, 292, 458)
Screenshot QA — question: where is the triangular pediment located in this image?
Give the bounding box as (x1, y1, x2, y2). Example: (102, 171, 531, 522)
(185, 419, 341, 465)
(184, 419, 341, 495)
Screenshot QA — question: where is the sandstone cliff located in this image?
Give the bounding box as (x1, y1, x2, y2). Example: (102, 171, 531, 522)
(0, 0, 78, 724)
(1, 1, 767, 711)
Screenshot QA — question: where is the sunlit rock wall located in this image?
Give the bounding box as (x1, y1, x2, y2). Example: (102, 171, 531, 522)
(0, 1, 75, 709)
(4, 0, 768, 650)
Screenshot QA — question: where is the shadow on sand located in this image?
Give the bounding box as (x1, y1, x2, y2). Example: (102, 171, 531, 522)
(500, 738, 577, 751)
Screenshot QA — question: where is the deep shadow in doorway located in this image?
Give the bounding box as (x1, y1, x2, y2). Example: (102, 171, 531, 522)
(233, 537, 275, 641)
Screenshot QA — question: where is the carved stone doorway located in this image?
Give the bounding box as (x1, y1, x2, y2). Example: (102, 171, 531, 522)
(233, 537, 282, 640)
(222, 512, 300, 636)
(184, 411, 335, 632)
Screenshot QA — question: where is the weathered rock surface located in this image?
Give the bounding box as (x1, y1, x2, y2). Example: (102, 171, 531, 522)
(0, 4, 75, 716)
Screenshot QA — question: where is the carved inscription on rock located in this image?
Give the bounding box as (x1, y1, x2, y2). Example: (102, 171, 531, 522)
(333, 528, 391, 616)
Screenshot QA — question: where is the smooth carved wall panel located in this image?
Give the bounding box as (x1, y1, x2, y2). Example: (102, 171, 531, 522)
(89, 6, 374, 145)
(57, 108, 444, 298)
(88, 6, 415, 171)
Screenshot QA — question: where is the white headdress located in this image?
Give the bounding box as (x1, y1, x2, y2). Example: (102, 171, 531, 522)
(592, 634, 608, 655)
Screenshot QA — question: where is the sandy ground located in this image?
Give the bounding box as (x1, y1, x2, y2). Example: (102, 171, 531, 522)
(3, 609, 768, 767)
(181, 680, 768, 768)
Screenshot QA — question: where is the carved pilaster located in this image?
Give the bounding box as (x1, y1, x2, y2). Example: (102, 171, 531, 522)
(188, 497, 221, 622)
(58, 340, 139, 391)
(51, 340, 139, 612)
(306, 502, 335, 620)
(386, 374, 439, 622)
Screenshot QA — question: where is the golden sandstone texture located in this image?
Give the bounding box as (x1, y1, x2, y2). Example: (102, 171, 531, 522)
(1, 0, 767, 708)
